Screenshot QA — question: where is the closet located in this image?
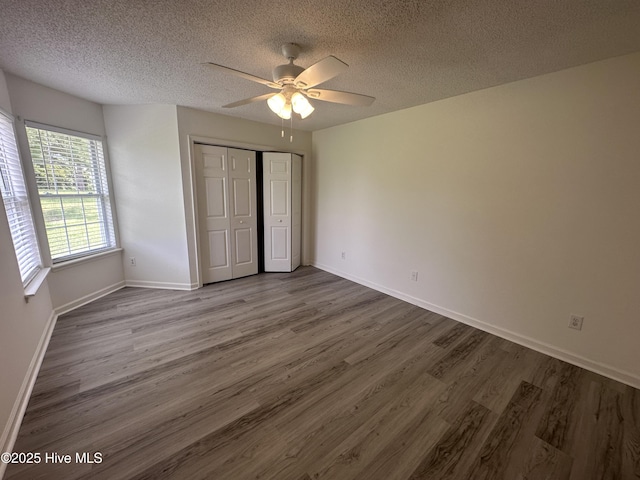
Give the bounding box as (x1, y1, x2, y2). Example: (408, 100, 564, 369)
(263, 152, 302, 272)
(194, 144, 258, 283)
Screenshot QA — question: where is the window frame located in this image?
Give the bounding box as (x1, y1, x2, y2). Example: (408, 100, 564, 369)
(24, 121, 119, 265)
(0, 109, 43, 288)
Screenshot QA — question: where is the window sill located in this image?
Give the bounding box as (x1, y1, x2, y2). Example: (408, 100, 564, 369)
(51, 248, 123, 272)
(24, 267, 51, 300)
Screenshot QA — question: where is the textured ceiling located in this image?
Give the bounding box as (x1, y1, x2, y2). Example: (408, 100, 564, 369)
(1, 0, 640, 131)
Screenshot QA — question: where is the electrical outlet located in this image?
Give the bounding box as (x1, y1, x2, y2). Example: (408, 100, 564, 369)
(568, 314, 583, 330)
(341, 252, 346, 260)
(411, 271, 419, 281)
(129, 257, 136, 266)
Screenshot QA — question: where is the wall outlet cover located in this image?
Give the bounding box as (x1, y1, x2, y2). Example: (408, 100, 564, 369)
(569, 314, 583, 330)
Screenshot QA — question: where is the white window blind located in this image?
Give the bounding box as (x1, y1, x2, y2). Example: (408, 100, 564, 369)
(0, 111, 42, 285)
(25, 123, 116, 262)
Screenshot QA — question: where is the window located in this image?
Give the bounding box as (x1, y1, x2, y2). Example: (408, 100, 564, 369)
(0, 110, 42, 285)
(25, 123, 116, 262)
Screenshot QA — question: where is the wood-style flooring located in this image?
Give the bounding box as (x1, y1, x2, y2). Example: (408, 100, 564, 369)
(5, 267, 640, 479)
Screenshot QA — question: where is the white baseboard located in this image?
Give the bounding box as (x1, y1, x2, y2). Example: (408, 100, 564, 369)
(0, 310, 58, 480)
(312, 262, 640, 390)
(125, 280, 197, 291)
(54, 281, 126, 316)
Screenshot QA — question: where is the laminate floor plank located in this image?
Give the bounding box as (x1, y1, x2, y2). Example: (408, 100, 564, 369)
(433, 337, 509, 424)
(473, 343, 542, 414)
(124, 362, 355, 480)
(227, 347, 447, 480)
(432, 322, 472, 348)
(535, 363, 588, 451)
(621, 386, 640, 479)
(5, 267, 640, 480)
(530, 355, 567, 391)
(568, 381, 624, 480)
(183, 424, 288, 480)
(466, 381, 545, 480)
(247, 316, 417, 405)
(407, 401, 498, 480)
(349, 399, 450, 480)
(306, 366, 448, 480)
(268, 320, 438, 436)
(516, 437, 573, 480)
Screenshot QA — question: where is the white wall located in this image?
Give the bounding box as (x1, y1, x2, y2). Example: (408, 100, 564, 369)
(4, 74, 125, 310)
(0, 71, 11, 114)
(311, 52, 640, 387)
(0, 70, 55, 474)
(176, 106, 312, 286)
(103, 104, 192, 289)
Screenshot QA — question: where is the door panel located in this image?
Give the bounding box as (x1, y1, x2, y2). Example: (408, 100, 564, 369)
(270, 180, 289, 216)
(205, 177, 226, 218)
(234, 228, 253, 264)
(228, 148, 258, 278)
(271, 226, 288, 260)
(263, 153, 292, 272)
(232, 178, 252, 217)
(209, 231, 229, 268)
(291, 154, 302, 270)
(231, 154, 252, 174)
(270, 159, 289, 174)
(196, 145, 232, 283)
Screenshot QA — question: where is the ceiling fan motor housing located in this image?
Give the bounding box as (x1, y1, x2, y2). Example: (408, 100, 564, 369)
(273, 43, 304, 84)
(272, 63, 304, 85)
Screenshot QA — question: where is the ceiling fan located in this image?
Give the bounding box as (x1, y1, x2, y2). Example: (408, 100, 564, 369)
(205, 43, 375, 120)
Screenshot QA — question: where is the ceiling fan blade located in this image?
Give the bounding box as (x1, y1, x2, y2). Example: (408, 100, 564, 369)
(305, 88, 375, 106)
(294, 56, 348, 89)
(204, 62, 280, 89)
(223, 93, 277, 108)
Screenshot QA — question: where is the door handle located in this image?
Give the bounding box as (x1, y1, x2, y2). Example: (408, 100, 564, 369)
(240, 220, 244, 224)
(278, 219, 283, 222)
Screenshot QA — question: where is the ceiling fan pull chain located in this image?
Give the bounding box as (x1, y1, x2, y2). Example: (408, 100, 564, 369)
(281, 116, 284, 138)
(290, 116, 293, 143)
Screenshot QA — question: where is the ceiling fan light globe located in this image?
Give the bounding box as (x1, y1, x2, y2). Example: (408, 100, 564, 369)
(299, 103, 314, 119)
(291, 92, 309, 114)
(277, 103, 292, 119)
(267, 93, 286, 114)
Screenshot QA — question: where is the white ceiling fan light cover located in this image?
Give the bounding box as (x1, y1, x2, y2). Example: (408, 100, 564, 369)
(279, 103, 292, 120)
(267, 93, 286, 114)
(291, 92, 313, 115)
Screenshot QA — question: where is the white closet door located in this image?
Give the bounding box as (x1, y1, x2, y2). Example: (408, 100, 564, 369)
(195, 145, 258, 284)
(291, 154, 302, 270)
(195, 144, 232, 283)
(228, 148, 258, 278)
(263, 152, 301, 272)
